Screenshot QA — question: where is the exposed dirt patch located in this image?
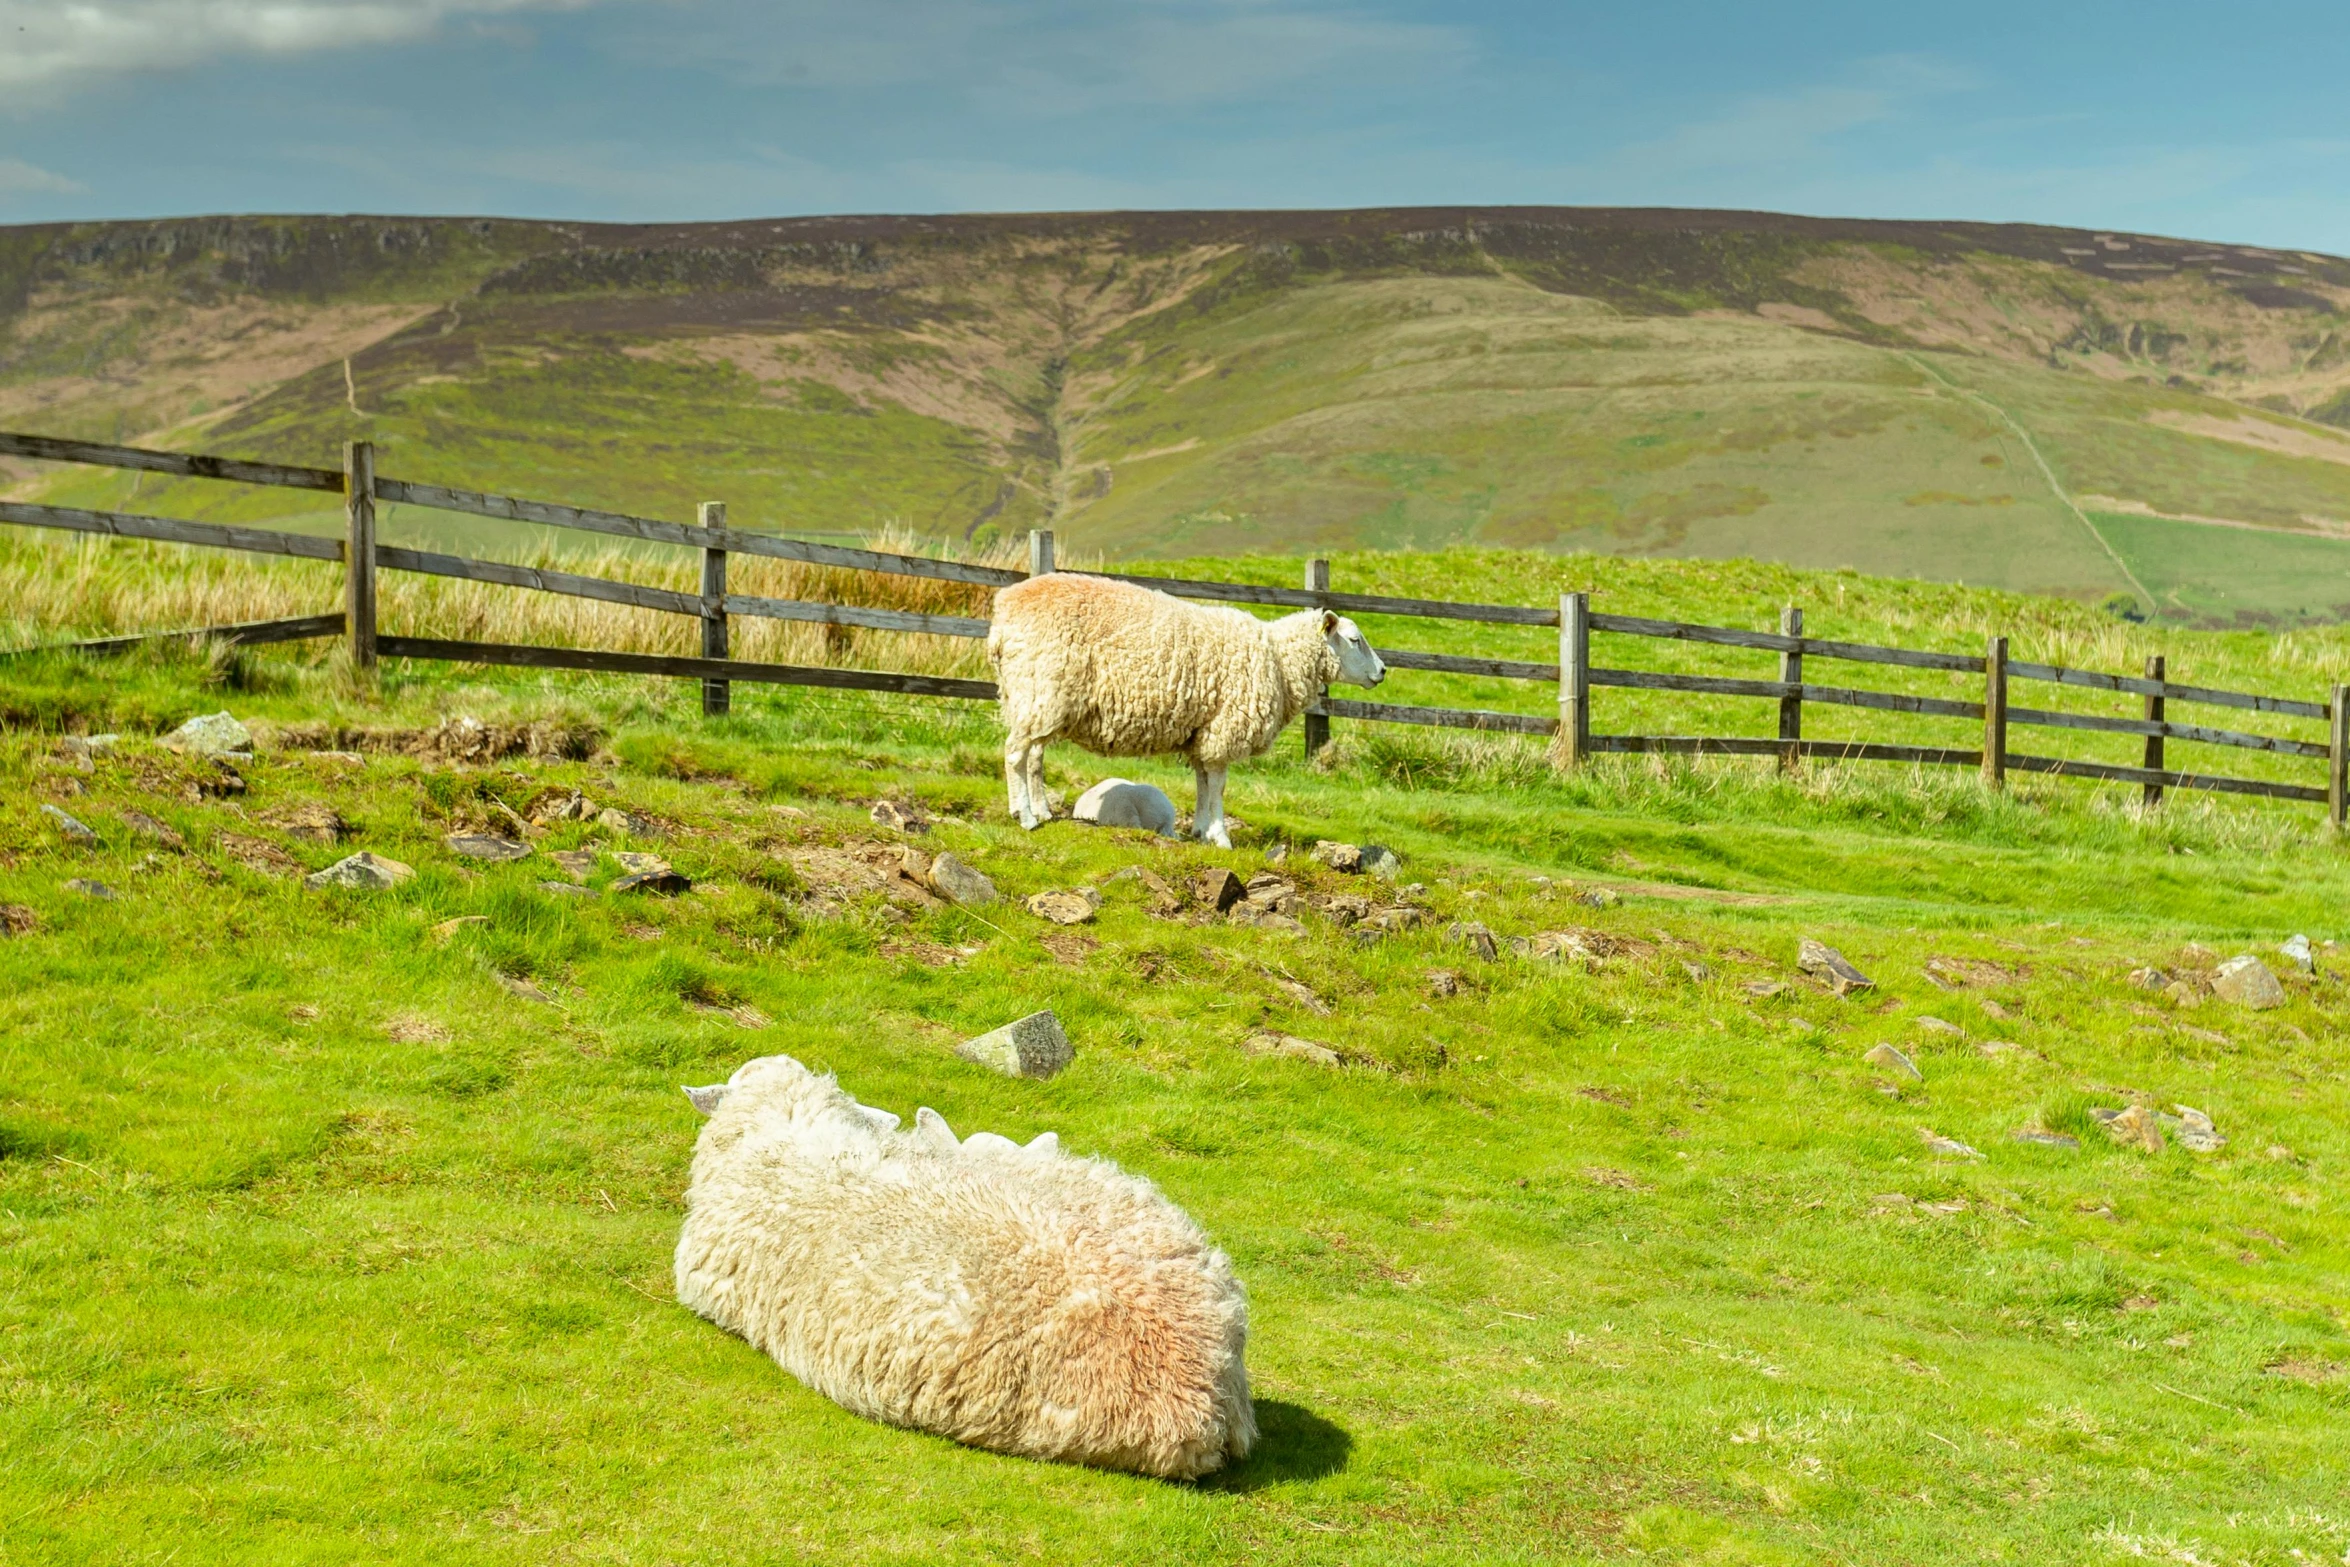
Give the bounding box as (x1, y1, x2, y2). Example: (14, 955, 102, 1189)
(2147, 410, 2350, 469)
(263, 717, 603, 764)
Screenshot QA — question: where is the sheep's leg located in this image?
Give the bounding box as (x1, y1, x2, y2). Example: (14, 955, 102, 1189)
(1192, 762, 1232, 850)
(1004, 735, 1041, 830)
(1021, 741, 1051, 828)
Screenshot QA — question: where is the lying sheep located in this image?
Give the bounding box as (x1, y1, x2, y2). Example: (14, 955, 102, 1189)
(674, 1054, 1256, 1480)
(988, 573, 1386, 848)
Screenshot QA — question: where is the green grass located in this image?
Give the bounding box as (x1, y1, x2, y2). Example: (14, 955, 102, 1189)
(7, 564, 2350, 1561)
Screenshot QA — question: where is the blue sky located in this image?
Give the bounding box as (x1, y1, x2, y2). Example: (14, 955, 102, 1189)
(3, 0, 2347, 251)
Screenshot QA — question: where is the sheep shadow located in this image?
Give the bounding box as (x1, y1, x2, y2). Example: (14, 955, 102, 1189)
(1199, 1400, 1352, 1492)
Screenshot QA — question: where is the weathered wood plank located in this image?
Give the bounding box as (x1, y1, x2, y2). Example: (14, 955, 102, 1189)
(0, 431, 344, 492)
(374, 636, 1001, 700)
(2005, 751, 2326, 803)
(0, 500, 346, 561)
(1593, 735, 1982, 767)
(1319, 697, 1558, 735)
(3, 612, 346, 659)
(2005, 703, 2330, 758)
(1375, 647, 1559, 680)
(1589, 611, 1986, 672)
(1094, 571, 1561, 626)
(725, 594, 991, 639)
(1588, 666, 1983, 719)
(374, 545, 705, 617)
(2006, 658, 2327, 719)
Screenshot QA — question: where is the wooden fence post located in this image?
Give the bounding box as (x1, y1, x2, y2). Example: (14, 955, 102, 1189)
(1303, 557, 1331, 761)
(2142, 654, 2165, 808)
(2331, 683, 2348, 831)
(1777, 605, 1803, 773)
(1982, 634, 2008, 788)
(343, 440, 376, 674)
(699, 501, 729, 717)
(1554, 591, 1590, 769)
(1028, 529, 1055, 577)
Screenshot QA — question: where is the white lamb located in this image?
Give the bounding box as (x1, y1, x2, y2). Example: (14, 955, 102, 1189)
(987, 573, 1387, 848)
(673, 1054, 1256, 1480)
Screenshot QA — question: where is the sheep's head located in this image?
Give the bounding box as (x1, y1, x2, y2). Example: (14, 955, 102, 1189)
(1323, 611, 1386, 689)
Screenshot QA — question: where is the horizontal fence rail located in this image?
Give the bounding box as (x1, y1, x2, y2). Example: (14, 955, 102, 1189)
(4, 427, 2346, 825)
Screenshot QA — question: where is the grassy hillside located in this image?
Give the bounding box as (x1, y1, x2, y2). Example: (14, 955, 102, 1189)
(8, 209, 2350, 624)
(6, 559, 2350, 1561)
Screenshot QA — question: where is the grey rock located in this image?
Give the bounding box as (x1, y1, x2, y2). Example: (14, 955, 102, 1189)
(1228, 905, 1306, 937)
(613, 851, 671, 877)
(1310, 840, 1364, 873)
(2012, 1128, 2080, 1149)
(613, 869, 691, 896)
(1915, 1015, 1965, 1038)
(927, 852, 998, 907)
(2280, 934, 2314, 973)
(1027, 888, 1100, 925)
(304, 851, 415, 891)
(1862, 1043, 1922, 1080)
(1359, 844, 1401, 880)
(1920, 1128, 1983, 1160)
(445, 833, 531, 863)
(870, 799, 932, 834)
(1072, 779, 1177, 836)
(1580, 887, 1620, 909)
(40, 804, 97, 843)
(1681, 960, 1712, 982)
(1263, 841, 1288, 864)
(957, 1010, 1073, 1080)
(1742, 979, 1785, 998)
(539, 879, 594, 898)
(2212, 955, 2286, 1010)
(1425, 969, 1460, 999)
(1449, 920, 1498, 961)
(1241, 1029, 1341, 1068)
(64, 878, 117, 900)
(120, 810, 183, 851)
(1192, 868, 1245, 913)
(2127, 966, 2170, 990)
(1366, 905, 1424, 932)
(1798, 938, 1874, 995)
(2172, 1105, 2226, 1153)
(597, 807, 663, 838)
(549, 848, 599, 882)
(2102, 1104, 2166, 1153)
(160, 711, 250, 756)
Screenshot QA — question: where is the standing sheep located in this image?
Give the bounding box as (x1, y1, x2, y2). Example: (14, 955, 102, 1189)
(987, 574, 1387, 847)
(674, 1054, 1257, 1480)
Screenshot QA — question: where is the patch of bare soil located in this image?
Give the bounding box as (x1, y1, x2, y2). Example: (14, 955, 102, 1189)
(262, 716, 602, 764)
(216, 833, 301, 877)
(1038, 931, 1099, 967)
(2146, 410, 2350, 469)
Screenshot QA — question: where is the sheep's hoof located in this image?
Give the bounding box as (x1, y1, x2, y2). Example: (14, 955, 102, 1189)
(1017, 812, 1044, 831)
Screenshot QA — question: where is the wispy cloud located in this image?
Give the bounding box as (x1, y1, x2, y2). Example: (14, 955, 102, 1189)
(0, 0, 595, 101)
(0, 157, 86, 194)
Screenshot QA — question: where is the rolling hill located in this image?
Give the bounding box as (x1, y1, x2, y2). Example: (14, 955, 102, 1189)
(8, 207, 2350, 624)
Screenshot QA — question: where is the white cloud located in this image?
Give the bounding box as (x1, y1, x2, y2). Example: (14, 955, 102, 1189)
(0, 157, 86, 193)
(0, 0, 594, 100)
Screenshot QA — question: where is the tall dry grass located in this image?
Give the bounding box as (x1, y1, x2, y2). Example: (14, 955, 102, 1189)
(0, 526, 1084, 680)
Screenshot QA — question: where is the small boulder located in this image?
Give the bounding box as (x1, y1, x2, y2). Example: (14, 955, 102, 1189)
(160, 711, 251, 756)
(540, 880, 593, 898)
(614, 869, 691, 896)
(549, 848, 599, 882)
(1228, 905, 1306, 937)
(304, 851, 414, 891)
(120, 811, 184, 851)
(1425, 969, 1460, 999)
(2212, 955, 2286, 1010)
(1799, 939, 1874, 996)
(275, 803, 346, 844)
(2171, 1105, 2226, 1153)
(956, 1010, 1073, 1080)
(2127, 966, 2169, 990)
(1071, 779, 1177, 836)
(446, 833, 531, 863)
(1449, 921, 1498, 961)
(1920, 1128, 1982, 1160)
(64, 878, 117, 900)
(1580, 887, 1620, 910)
(1192, 868, 1246, 914)
(613, 852, 671, 876)
(1359, 844, 1402, 880)
(2163, 978, 2203, 1009)
(40, 804, 97, 844)
(1862, 1043, 1921, 1080)
(1365, 905, 1424, 933)
(2100, 1104, 2167, 1153)
(2012, 1128, 2080, 1149)
(1027, 889, 1100, 926)
(597, 807, 663, 838)
(870, 800, 931, 834)
(1241, 1030, 1341, 1068)
(1310, 840, 1364, 873)
(1681, 960, 1712, 982)
(2280, 934, 2314, 974)
(1915, 1016, 1965, 1038)
(1742, 979, 1785, 999)
(927, 852, 998, 907)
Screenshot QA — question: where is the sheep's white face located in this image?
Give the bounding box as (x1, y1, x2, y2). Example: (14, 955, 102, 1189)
(1324, 612, 1386, 689)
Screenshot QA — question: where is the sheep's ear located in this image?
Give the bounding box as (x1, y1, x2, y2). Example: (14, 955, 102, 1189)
(915, 1106, 959, 1151)
(683, 1084, 728, 1116)
(1024, 1130, 1061, 1158)
(1321, 610, 1338, 633)
(855, 1104, 901, 1134)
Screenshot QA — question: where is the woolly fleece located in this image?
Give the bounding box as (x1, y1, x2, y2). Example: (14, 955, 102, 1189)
(674, 1055, 1256, 1480)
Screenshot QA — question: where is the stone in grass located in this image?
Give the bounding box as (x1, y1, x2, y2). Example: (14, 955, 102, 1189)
(956, 1010, 1073, 1080)
(304, 851, 414, 891)
(549, 848, 599, 882)
(2127, 966, 2170, 990)
(1241, 1029, 1341, 1069)
(120, 810, 184, 851)
(597, 807, 664, 839)
(1915, 1016, 1965, 1038)
(446, 832, 532, 863)
(1449, 921, 1499, 962)
(1228, 905, 1306, 937)
(2211, 955, 2286, 1010)
(64, 878, 118, 901)
(927, 852, 998, 907)
(1359, 844, 1402, 881)
(2012, 1128, 2080, 1149)
(1920, 1127, 1983, 1160)
(40, 804, 97, 844)
(870, 800, 932, 834)
(2279, 934, 2314, 974)
(1072, 779, 1177, 836)
(0, 904, 37, 935)
(2171, 1105, 2227, 1153)
(160, 711, 251, 756)
(1798, 939, 1874, 996)
(613, 852, 671, 877)
(540, 880, 594, 899)
(2095, 1104, 2167, 1154)
(1192, 868, 1246, 914)
(1862, 1043, 1922, 1081)
(1310, 840, 1363, 873)
(1026, 888, 1100, 926)
(614, 868, 691, 896)
(1426, 969, 1461, 999)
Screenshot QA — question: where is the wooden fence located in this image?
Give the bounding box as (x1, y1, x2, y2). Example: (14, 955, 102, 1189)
(3, 429, 2346, 825)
